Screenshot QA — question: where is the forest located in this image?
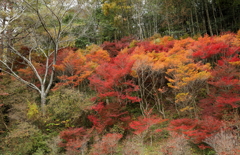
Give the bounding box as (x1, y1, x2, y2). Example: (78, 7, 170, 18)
(0, 0, 240, 155)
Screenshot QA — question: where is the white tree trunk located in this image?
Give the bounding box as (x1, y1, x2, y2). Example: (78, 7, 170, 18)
(40, 91, 47, 116)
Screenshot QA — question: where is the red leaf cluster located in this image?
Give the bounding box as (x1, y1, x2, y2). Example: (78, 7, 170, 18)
(200, 59, 240, 118)
(102, 36, 134, 57)
(192, 35, 239, 65)
(135, 41, 169, 53)
(88, 102, 131, 133)
(89, 53, 140, 103)
(169, 116, 222, 144)
(59, 127, 93, 152)
(129, 115, 166, 135)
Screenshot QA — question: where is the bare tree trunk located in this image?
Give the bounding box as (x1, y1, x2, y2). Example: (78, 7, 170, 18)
(201, 1, 207, 34)
(193, 0, 201, 34)
(0, 28, 5, 60)
(40, 91, 47, 115)
(231, 5, 237, 31)
(0, 4, 7, 60)
(211, 0, 218, 35)
(164, 0, 171, 36)
(204, 0, 213, 36)
(190, 9, 195, 35)
(137, 9, 144, 39)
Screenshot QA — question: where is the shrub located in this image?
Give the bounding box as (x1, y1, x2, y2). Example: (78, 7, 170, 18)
(59, 127, 93, 154)
(46, 88, 94, 129)
(204, 129, 240, 155)
(122, 136, 143, 155)
(90, 133, 123, 155)
(2, 122, 50, 154)
(161, 134, 191, 155)
(169, 116, 222, 144)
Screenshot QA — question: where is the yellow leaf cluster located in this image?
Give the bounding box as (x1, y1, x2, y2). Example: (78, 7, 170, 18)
(102, 2, 116, 15)
(180, 106, 194, 112)
(233, 30, 240, 46)
(217, 33, 236, 45)
(86, 49, 110, 64)
(229, 61, 240, 66)
(166, 62, 211, 90)
(157, 36, 174, 45)
(27, 102, 39, 119)
(175, 93, 191, 104)
(102, 0, 131, 16)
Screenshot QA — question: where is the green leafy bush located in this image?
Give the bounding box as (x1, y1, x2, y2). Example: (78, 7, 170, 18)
(46, 88, 94, 129)
(2, 122, 50, 155)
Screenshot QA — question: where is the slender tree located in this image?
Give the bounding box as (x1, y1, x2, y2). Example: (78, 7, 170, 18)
(203, 0, 213, 36)
(0, 0, 25, 59)
(0, 0, 83, 115)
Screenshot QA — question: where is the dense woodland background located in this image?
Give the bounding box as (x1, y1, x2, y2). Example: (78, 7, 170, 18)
(0, 0, 240, 155)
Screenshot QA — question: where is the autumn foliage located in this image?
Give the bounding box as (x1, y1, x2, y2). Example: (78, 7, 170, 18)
(1, 0, 240, 154)
(59, 127, 93, 152)
(169, 116, 223, 144)
(51, 32, 240, 153)
(129, 109, 167, 135)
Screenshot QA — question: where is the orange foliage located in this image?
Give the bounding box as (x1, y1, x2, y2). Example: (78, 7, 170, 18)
(54, 50, 94, 89)
(86, 49, 110, 65)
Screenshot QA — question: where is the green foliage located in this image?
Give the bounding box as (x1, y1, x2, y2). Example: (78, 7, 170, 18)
(0, 75, 38, 106)
(1, 122, 50, 155)
(0, 74, 39, 130)
(190, 143, 216, 155)
(180, 33, 190, 39)
(75, 37, 91, 48)
(109, 124, 125, 135)
(46, 88, 94, 129)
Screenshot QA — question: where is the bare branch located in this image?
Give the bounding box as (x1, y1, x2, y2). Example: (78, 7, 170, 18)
(0, 61, 41, 93)
(8, 44, 43, 84)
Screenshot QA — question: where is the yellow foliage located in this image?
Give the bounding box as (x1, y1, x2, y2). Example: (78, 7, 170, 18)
(86, 49, 110, 64)
(237, 30, 240, 39)
(174, 37, 195, 49)
(60, 36, 75, 47)
(152, 62, 165, 71)
(216, 33, 236, 46)
(129, 40, 138, 48)
(119, 47, 129, 54)
(27, 101, 39, 119)
(158, 36, 174, 45)
(102, 0, 131, 16)
(102, 3, 115, 15)
(130, 70, 138, 78)
(132, 46, 146, 55)
(83, 44, 102, 54)
(180, 106, 194, 112)
(232, 30, 240, 46)
(175, 93, 191, 104)
(229, 61, 240, 66)
(167, 63, 210, 89)
(131, 47, 154, 71)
